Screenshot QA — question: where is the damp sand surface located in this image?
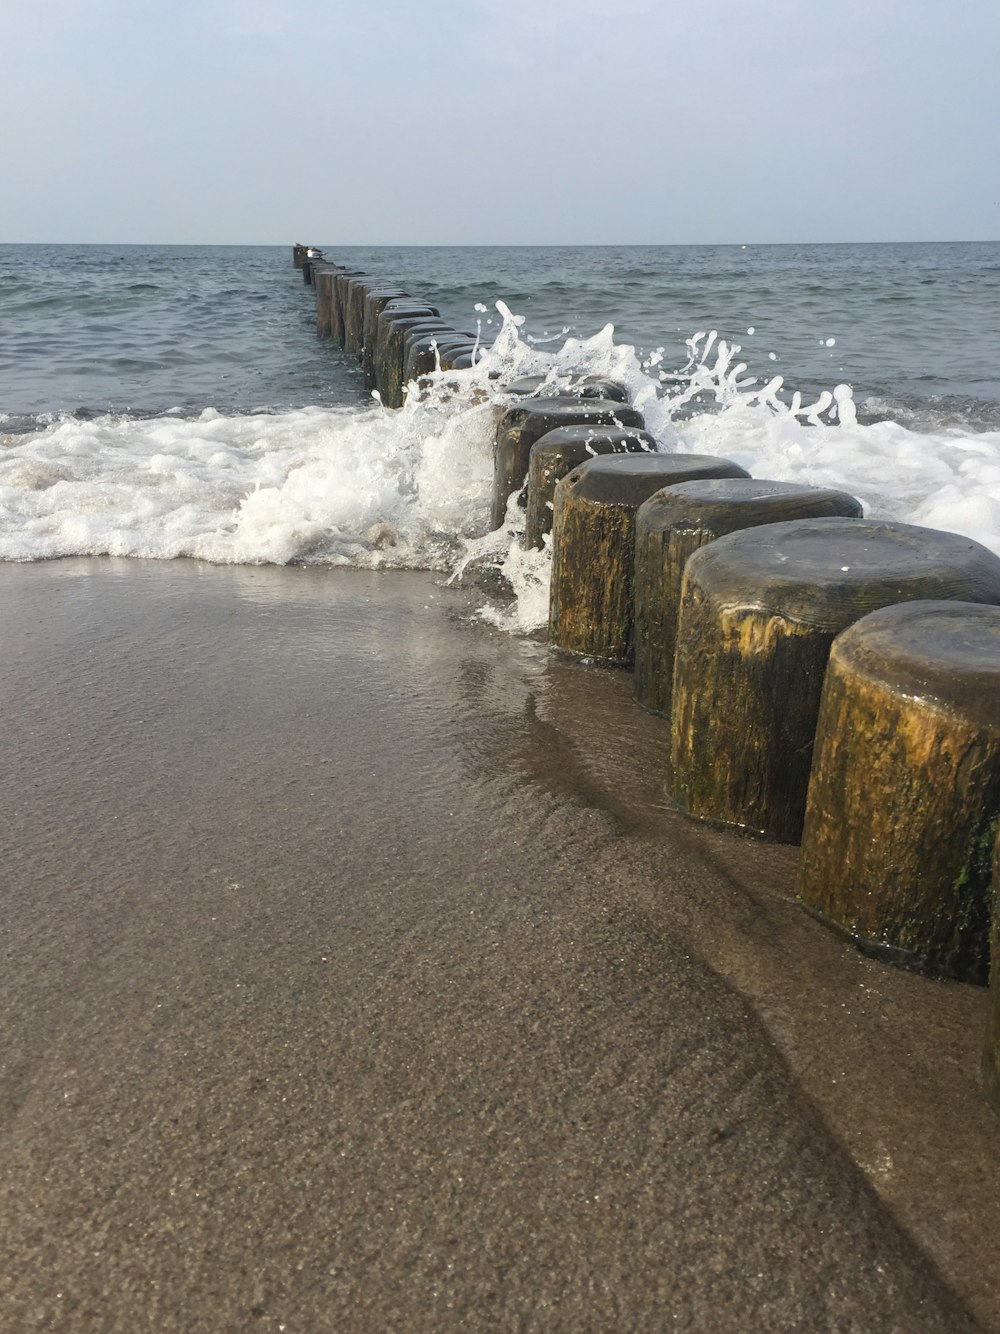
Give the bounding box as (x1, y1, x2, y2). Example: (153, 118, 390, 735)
(1, 559, 998, 1332)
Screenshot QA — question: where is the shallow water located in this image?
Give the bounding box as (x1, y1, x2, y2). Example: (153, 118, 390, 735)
(0, 558, 989, 1331)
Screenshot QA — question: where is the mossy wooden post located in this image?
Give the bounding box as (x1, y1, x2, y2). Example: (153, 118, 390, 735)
(332, 271, 364, 347)
(983, 824, 1000, 1111)
(344, 278, 381, 359)
(313, 265, 341, 338)
(798, 601, 1000, 983)
(375, 312, 445, 406)
(633, 479, 863, 717)
(548, 454, 749, 666)
(524, 426, 658, 548)
(492, 398, 646, 530)
(361, 288, 409, 385)
(403, 332, 477, 384)
(669, 518, 1000, 843)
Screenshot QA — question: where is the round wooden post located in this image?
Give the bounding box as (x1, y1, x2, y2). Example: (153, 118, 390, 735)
(983, 823, 1000, 1111)
(798, 601, 1000, 982)
(403, 332, 479, 384)
(343, 278, 382, 358)
(524, 425, 658, 549)
(361, 288, 410, 385)
(375, 312, 445, 406)
(669, 519, 1000, 843)
(313, 264, 342, 338)
(633, 479, 863, 717)
(332, 271, 365, 347)
(493, 398, 645, 530)
(439, 346, 482, 371)
(548, 453, 749, 666)
(503, 375, 630, 403)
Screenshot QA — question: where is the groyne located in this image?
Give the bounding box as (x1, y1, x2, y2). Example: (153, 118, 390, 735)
(293, 244, 1000, 1110)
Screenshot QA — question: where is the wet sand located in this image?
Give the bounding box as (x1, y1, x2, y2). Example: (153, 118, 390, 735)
(1, 558, 998, 1332)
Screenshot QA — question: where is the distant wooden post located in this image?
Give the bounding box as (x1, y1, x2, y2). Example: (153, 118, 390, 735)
(343, 277, 379, 357)
(312, 264, 342, 339)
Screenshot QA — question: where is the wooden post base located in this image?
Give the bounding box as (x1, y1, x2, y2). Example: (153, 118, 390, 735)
(799, 601, 1000, 982)
(669, 518, 1000, 843)
(548, 454, 749, 666)
(633, 479, 863, 717)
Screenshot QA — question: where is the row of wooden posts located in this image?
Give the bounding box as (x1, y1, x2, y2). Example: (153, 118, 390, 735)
(294, 244, 484, 406)
(294, 244, 1000, 1112)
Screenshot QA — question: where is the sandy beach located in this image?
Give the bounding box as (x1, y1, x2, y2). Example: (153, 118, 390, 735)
(1, 558, 998, 1332)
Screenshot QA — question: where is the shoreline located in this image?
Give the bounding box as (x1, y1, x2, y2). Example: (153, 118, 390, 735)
(1, 557, 997, 1330)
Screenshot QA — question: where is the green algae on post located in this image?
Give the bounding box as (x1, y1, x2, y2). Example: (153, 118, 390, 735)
(633, 479, 862, 718)
(669, 519, 1000, 844)
(548, 453, 749, 666)
(799, 600, 1000, 983)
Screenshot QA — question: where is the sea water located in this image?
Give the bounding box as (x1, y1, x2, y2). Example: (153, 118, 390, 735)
(2, 242, 999, 630)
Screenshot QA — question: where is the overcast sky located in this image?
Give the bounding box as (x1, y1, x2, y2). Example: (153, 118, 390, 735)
(3, 0, 997, 245)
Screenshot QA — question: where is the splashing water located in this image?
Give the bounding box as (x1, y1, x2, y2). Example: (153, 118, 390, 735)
(2, 301, 999, 636)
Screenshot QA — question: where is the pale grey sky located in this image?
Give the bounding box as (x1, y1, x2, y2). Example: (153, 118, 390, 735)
(2, 0, 997, 244)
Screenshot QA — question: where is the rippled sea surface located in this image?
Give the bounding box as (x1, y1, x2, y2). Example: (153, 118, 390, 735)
(3, 242, 999, 430)
(2, 241, 1000, 583)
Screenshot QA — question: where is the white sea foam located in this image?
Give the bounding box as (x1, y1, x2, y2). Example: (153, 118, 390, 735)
(3, 303, 1000, 637)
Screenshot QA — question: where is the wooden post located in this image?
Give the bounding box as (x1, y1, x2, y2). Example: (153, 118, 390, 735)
(798, 600, 1000, 983)
(361, 288, 410, 385)
(374, 312, 446, 406)
(548, 453, 749, 666)
(403, 332, 479, 385)
(502, 375, 630, 403)
(524, 425, 658, 548)
(982, 822, 1000, 1111)
(669, 519, 1000, 843)
(332, 271, 365, 347)
(493, 398, 646, 530)
(438, 345, 482, 372)
(633, 479, 863, 717)
(312, 264, 342, 339)
(343, 277, 379, 358)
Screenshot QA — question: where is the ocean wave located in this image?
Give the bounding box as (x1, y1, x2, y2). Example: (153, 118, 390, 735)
(2, 306, 1000, 637)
